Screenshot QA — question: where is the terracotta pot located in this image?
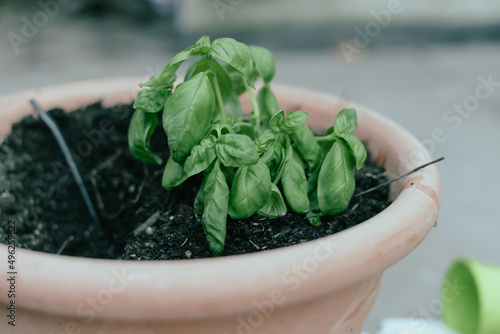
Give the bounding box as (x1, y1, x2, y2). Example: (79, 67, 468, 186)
(0, 78, 441, 334)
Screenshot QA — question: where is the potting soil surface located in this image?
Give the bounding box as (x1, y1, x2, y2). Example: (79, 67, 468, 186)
(0, 103, 392, 260)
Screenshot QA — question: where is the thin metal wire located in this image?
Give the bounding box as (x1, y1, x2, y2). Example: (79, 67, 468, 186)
(355, 157, 445, 197)
(30, 100, 100, 228)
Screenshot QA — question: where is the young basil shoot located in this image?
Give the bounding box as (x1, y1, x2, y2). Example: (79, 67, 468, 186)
(128, 36, 367, 256)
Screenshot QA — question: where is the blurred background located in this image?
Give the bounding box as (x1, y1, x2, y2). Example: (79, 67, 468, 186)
(1, 0, 499, 332)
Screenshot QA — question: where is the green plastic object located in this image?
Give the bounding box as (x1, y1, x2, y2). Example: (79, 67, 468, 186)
(441, 259, 500, 334)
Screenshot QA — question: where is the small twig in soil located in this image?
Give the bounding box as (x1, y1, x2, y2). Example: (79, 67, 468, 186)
(89, 149, 123, 176)
(350, 203, 359, 212)
(180, 238, 188, 247)
(120, 170, 139, 182)
(249, 239, 261, 250)
(89, 149, 125, 219)
(355, 157, 444, 197)
(158, 213, 169, 223)
(133, 210, 161, 236)
(131, 164, 148, 205)
(89, 176, 124, 220)
(56, 236, 72, 255)
(30, 100, 100, 228)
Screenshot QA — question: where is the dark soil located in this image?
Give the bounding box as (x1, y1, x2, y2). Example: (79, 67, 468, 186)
(0, 103, 392, 260)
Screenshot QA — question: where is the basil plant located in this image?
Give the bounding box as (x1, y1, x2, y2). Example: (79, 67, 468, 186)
(128, 36, 367, 256)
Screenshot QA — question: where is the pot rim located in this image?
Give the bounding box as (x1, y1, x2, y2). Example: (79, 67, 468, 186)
(0, 77, 441, 321)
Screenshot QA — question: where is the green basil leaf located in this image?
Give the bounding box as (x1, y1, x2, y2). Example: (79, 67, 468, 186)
(291, 123, 323, 171)
(184, 135, 217, 178)
(318, 140, 355, 215)
(221, 63, 246, 96)
(281, 111, 309, 134)
(307, 160, 322, 219)
(163, 71, 215, 162)
(141, 45, 208, 87)
(210, 38, 253, 80)
(233, 122, 255, 140)
(210, 61, 233, 104)
(269, 110, 285, 133)
(216, 134, 259, 167)
(281, 158, 309, 214)
(292, 147, 303, 164)
(186, 59, 234, 125)
(133, 86, 171, 114)
(340, 134, 367, 170)
(261, 141, 285, 181)
(141, 73, 177, 90)
(194, 176, 207, 218)
(321, 126, 335, 155)
(249, 45, 276, 84)
(333, 108, 357, 135)
(257, 85, 279, 120)
(162, 135, 217, 190)
(184, 58, 204, 82)
(162, 156, 186, 190)
(306, 212, 322, 227)
(255, 129, 276, 153)
(223, 92, 244, 121)
(277, 133, 286, 147)
(306, 161, 323, 226)
(185, 58, 233, 104)
(208, 123, 234, 138)
(257, 183, 287, 218)
(128, 110, 162, 165)
(201, 162, 229, 257)
(228, 159, 272, 219)
(196, 35, 211, 48)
